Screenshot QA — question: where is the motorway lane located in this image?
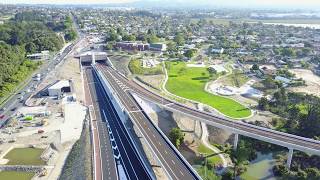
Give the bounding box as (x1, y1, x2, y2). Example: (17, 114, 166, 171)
(105, 65, 320, 154)
(84, 67, 106, 180)
(96, 64, 197, 180)
(85, 67, 117, 180)
(88, 67, 152, 180)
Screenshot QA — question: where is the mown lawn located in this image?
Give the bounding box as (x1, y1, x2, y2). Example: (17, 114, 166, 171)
(165, 61, 251, 118)
(4, 148, 45, 165)
(0, 171, 35, 180)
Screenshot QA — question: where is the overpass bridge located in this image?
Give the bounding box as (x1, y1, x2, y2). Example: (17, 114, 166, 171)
(96, 63, 320, 169)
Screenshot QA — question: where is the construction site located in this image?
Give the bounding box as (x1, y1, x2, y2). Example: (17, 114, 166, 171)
(0, 38, 91, 180)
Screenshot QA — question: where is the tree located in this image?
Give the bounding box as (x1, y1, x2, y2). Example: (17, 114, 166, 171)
(258, 97, 269, 111)
(64, 29, 77, 42)
(251, 64, 259, 71)
(147, 34, 159, 43)
(169, 128, 184, 149)
(262, 76, 278, 89)
(184, 49, 196, 59)
(25, 42, 37, 53)
(174, 33, 185, 46)
(106, 30, 118, 41)
(167, 41, 177, 52)
(122, 34, 136, 41)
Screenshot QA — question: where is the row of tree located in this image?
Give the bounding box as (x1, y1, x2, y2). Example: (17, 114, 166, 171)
(0, 11, 67, 100)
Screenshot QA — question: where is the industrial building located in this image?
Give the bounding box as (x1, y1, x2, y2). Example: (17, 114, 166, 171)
(115, 41, 150, 51)
(48, 80, 71, 97)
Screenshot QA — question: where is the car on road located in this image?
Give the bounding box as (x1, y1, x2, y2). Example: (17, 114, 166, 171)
(11, 107, 17, 111)
(0, 115, 5, 119)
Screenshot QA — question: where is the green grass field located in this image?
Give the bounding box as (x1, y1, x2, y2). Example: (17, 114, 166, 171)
(4, 148, 45, 165)
(165, 61, 251, 118)
(0, 171, 35, 180)
(198, 144, 223, 166)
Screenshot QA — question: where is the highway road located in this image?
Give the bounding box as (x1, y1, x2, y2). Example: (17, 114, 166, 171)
(0, 39, 78, 128)
(85, 66, 153, 180)
(99, 63, 320, 156)
(95, 64, 199, 180)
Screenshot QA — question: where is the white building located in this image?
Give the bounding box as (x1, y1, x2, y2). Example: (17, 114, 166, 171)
(48, 80, 71, 97)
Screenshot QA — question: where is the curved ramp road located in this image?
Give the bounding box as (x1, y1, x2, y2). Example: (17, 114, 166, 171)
(97, 63, 320, 157)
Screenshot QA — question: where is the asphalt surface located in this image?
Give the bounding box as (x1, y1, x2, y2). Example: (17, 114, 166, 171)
(0, 41, 77, 128)
(96, 64, 198, 180)
(85, 66, 152, 180)
(101, 64, 320, 155)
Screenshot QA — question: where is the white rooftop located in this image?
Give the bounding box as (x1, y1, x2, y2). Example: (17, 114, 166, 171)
(48, 80, 70, 90)
(80, 51, 107, 57)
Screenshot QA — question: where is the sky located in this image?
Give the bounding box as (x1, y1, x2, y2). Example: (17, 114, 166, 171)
(2, 0, 320, 9)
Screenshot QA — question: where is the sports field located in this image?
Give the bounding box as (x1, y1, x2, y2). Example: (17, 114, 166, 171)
(165, 61, 251, 118)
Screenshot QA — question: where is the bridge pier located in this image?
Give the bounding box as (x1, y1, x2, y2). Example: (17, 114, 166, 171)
(92, 53, 96, 64)
(233, 133, 239, 150)
(287, 148, 294, 169)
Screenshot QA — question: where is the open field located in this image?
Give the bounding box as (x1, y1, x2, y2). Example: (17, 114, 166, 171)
(4, 148, 45, 165)
(165, 61, 251, 118)
(0, 171, 34, 180)
(288, 69, 320, 97)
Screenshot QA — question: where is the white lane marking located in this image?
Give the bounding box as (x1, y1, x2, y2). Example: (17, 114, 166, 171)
(129, 110, 142, 113)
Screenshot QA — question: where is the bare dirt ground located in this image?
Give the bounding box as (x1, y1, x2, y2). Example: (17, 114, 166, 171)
(137, 74, 165, 91)
(108, 54, 131, 76)
(289, 69, 320, 97)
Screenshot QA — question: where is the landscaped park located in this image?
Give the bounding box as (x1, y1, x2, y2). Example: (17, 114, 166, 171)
(165, 61, 251, 119)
